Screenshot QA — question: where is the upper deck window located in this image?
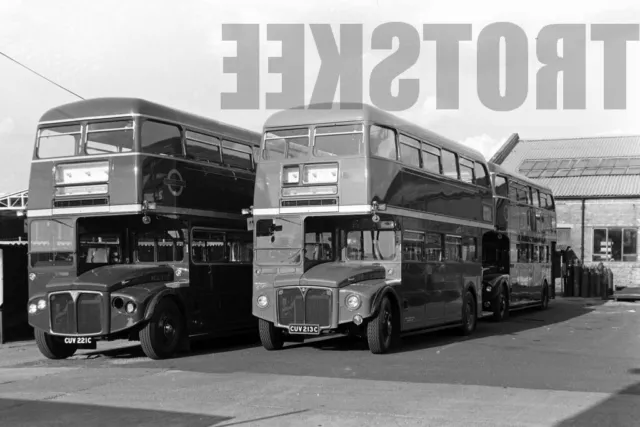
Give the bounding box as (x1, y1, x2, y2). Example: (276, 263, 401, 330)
(314, 124, 363, 157)
(37, 125, 80, 159)
(141, 120, 183, 156)
(85, 120, 134, 155)
(458, 157, 474, 184)
(441, 150, 458, 179)
(369, 125, 397, 160)
(494, 175, 508, 197)
(185, 131, 221, 163)
(532, 189, 540, 207)
(474, 163, 490, 187)
(399, 135, 421, 168)
(422, 143, 441, 174)
(222, 140, 253, 170)
(263, 128, 309, 160)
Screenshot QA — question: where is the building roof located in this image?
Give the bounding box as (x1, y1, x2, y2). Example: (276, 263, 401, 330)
(490, 134, 640, 198)
(264, 102, 487, 164)
(0, 190, 27, 217)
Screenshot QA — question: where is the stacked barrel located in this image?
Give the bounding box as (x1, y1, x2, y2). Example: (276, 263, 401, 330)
(563, 264, 613, 299)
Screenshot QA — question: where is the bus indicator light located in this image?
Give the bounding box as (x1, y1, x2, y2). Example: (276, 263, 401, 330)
(283, 166, 300, 184)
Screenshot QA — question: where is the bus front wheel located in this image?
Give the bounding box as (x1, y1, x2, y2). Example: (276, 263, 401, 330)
(258, 319, 284, 350)
(35, 329, 77, 360)
(140, 298, 185, 360)
(367, 296, 399, 354)
(491, 284, 509, 322)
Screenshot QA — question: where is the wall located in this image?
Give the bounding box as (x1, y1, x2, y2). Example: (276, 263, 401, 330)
(556, 199, 640, 287)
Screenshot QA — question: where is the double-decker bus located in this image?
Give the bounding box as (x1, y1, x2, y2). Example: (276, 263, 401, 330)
(26, 98, 261, 360)
(245, 103, 495, 354)
(481, 162, 558, 321)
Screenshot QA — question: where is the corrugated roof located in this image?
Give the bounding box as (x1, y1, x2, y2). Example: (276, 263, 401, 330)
(535, 175, 640, 197)
(496, 135, 640, 171)
(491, 135, 640, 198)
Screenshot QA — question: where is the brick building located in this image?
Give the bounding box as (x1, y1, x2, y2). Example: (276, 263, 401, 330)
(491, 134, 640, 287)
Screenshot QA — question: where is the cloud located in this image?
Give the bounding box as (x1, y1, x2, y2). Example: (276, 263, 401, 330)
(0, 117, 15, 134)
(460, 133, 507, 158)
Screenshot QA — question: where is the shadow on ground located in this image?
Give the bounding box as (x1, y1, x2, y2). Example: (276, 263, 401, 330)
(0, 397, 310, 427)
(0, 397, 231, 427)
(13, 298, 604, 364)
(289, 298, 604, 354)
(555, 377, 640, 426)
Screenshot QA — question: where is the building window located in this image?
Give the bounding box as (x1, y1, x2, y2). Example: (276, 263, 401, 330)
(593, 228, 637, 262)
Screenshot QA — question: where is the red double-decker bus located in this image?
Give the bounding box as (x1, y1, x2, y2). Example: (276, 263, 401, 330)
(245, 103, 495, 354)
(481, 162, 558, 321)
(26, 98, 261, 359)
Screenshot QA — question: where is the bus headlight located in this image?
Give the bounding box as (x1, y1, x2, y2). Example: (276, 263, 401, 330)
(37, 299, 46, 310)
(257, 295, 268, 308)
(28, 303, 37, 314)
(125, 301, 136, 314)
(485, 285, 492, 293)
(346, 294, 361, 310)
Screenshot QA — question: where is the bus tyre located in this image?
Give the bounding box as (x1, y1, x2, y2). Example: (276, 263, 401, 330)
(491, 285, 509, 322)
(258, 319, 284, 350)
(539, 284, 550, 310)
(35, 329, 77, 360)
(460, 290, 477, 336)
(367, 296, 398, 355)
(140, 298, 185, 360)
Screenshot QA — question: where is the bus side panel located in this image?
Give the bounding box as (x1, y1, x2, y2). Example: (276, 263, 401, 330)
(140, 156, 254, 215)
(109, 156, 140, 206)
(337, 158, 369, 207)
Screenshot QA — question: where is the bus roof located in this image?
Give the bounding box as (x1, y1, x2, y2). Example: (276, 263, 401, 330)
(488, 162, 553, 193)
(39, 97, 262, 145)
(264, 103, 487, 163)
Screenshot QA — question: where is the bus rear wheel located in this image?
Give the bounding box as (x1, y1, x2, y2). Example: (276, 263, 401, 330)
(491, 285, 509, 322)
(35, 329, 77, 360)
(140, 298, 185, 360)
(258, 319, 284, 350)
(367, 296, 398, 354)
(460, 290, 477, 336)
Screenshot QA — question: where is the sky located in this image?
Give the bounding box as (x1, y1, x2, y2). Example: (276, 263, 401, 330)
(0, 0, 639, 196)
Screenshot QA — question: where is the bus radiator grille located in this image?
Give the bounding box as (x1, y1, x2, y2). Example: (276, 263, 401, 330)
(304, 289, 332, 327)
(49, 292, 104, 335)
(276, 287, 332, 327)
(50, 293, 76, 335)
(76, 293, 103, 334)
(277, 288, 305, 326)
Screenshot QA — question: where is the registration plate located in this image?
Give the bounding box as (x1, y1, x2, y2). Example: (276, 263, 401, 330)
(288, 324, 320, 335)
(62, 337, 97, 349)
